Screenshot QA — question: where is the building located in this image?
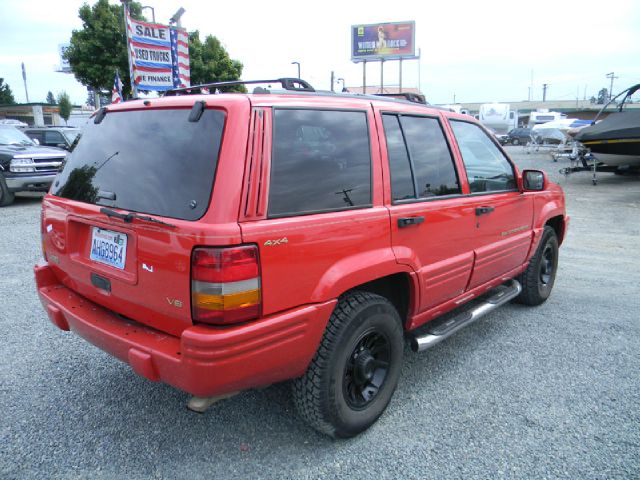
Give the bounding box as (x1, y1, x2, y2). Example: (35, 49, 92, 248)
(0, 103, 64, 126)
(451, 99, 640, 124)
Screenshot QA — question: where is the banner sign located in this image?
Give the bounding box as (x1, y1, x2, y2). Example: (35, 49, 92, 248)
(58, 44, 72, 73)
(170, 28, 191, 88)
(126, 15, 190, 91)
(351, 21, 416, 62)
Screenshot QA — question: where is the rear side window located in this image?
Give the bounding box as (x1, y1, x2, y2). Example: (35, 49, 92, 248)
(382, 114, 460, 201)
(449, 120, 516, 193)
(52, 109, 225, 221)
(269, 109, 371, 217)
(382, 115, 415, 201)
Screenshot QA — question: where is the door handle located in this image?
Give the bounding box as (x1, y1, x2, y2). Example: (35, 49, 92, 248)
(398, 216, 425, 228)
(475, 206, 495, 216)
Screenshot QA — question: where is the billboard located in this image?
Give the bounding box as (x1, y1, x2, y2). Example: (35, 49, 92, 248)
(126, 15, 190, 91)
(351, 22, 416, 62)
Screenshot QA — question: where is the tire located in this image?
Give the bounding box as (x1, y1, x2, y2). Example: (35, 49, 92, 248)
(0, 175, 15, 207)
(515, 226, 559, 306)
(292, 291, 404, 438)
(512, 138, 520, 146)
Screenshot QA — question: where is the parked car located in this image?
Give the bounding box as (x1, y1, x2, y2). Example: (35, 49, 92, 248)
(0, 118, 28, 127)
(0, 126, 66, 206)
(506, 127, 533, 145)
(34, 79, 568, 438)
(484, 126, 510, 145)
(22, 126, 82, 151)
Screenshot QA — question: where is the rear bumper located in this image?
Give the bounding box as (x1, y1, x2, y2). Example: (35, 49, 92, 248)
(34, 263, 335, 397)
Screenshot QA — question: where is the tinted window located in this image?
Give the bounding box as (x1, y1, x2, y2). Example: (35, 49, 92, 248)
(26, 131, 43, 143)
(450, 120, 516, 193)
(382, 114, 414, 201)
(45, 131, 65, 144)
(399, 116, 460, 198)
(269, 109, 371, 217)
(52, 109, 225, 221)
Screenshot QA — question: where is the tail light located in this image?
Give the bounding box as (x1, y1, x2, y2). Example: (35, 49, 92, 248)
(191, 245, 261, 325)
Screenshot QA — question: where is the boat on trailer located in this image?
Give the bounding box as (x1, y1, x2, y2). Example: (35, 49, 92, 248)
(573, 84, 640, 168)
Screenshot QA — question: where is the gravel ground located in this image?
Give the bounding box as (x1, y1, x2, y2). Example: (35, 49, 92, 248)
(1, 147, 639, 479)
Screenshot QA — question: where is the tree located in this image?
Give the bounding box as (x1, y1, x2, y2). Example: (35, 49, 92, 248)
(597, 88, 608, 104)
(65, 0, 144, 97)
(46, 91, 56, 104)
(0, 78, 16, 104)
(57, 92, 72, 125)
(188, 31, 245, 92)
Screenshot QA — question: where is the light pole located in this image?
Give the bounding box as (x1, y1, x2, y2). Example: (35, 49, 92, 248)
(169, 7, 186, 27)
(141, 5, 155, 22)
(291, 61, 301, 79)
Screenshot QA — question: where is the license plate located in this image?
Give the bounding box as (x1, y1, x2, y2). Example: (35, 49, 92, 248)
(90, 227, 127, 269)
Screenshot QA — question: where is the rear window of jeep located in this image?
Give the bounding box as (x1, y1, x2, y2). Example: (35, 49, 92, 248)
(51, 108, 225, 221)
(268, 109, 372, 217)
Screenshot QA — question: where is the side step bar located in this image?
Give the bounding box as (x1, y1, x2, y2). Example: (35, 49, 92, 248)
(411, 280, 522, 352)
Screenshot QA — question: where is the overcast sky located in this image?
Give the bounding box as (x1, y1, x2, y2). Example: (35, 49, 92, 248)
(1, 0, 639, 106)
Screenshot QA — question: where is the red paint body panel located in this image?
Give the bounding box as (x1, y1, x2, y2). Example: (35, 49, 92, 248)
(35, 92, 568, 399)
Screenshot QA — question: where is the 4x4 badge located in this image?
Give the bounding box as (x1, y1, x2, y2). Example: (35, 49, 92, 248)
(264, 237, 288, 247)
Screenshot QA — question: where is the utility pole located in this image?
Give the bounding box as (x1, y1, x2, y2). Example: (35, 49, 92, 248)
(542, 83, 549, 102)
(606, 72, 618, 101)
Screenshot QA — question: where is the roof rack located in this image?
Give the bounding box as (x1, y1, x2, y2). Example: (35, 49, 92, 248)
(164, 77, 315, 96)
(371, 92, 427, 105)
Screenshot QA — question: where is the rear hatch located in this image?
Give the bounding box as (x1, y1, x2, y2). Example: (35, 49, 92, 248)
(42, 102, 244, 336)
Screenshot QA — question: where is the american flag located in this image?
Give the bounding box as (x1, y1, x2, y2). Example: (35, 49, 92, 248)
(111, 71, 124, 103)
(170, 27, 190, 88)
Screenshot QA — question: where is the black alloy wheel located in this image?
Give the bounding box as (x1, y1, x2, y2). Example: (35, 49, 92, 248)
(343, 329, 391, 410)
(539, 242, 555, 286)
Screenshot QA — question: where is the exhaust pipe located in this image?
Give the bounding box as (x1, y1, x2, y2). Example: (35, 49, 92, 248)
(411, 280, 522, 352)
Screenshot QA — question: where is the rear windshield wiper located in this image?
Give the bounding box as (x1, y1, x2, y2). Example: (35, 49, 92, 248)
(100, 207, 176, 228)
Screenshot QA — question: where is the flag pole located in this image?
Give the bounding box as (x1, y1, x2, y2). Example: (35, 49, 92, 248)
(121, 0, 137, 99)
(21, 63, 30, 103)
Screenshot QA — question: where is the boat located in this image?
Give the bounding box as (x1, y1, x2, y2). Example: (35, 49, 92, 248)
(573, 84, 640, 168)
(532, 118, 592, 144)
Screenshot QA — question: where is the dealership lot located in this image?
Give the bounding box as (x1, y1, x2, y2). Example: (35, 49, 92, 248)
(1, 147, 638, 479)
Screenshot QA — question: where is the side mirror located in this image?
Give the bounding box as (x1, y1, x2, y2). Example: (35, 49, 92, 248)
(523, 169, 546, 191)
(56, 143, 68, 150)
(32, 138, 40, 145)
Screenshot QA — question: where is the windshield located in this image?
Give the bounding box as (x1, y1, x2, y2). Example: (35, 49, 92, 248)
(51, 108, 226, 221)
(0, 126, 35, 146)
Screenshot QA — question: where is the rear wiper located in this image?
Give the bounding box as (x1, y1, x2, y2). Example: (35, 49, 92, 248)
(99, 207, 176, 228)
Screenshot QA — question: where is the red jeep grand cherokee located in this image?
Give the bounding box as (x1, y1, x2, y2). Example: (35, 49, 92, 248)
(35, 79, 568, 438)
